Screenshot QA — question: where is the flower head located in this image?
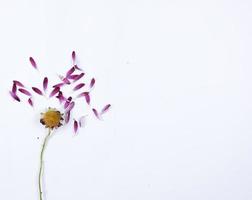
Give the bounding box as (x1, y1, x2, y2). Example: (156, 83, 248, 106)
(9, 51, 111, 134)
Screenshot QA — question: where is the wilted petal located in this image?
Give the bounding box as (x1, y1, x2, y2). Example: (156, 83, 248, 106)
(29, 57, 37, 69)
(65, 101, 75, 113)
(49, 87, 60, 97)
(12, 83, 17, 93)
(74, 120, 78, 133)
(32, 87, 43, 96)
(74, 65, 83, 71)
(72, 51, 76, 63)
(43, 77, 48, 91)
(73, 83, 85, 91)
(66, 67, 75, 77)
(79, 116, 86, 127)
(18, 88, 32, 96)
(101, 104, 111, 114)
(92, 108, 100, 120)
(9, 91, 20, 102)
(13, 80, 25, 87)
(65, 111, 70, 123)
(89, 78, 95, 89)
(28, 98, 33, 107)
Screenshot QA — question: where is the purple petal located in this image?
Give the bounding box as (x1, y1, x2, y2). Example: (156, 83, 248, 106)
(65, 111, 70, 123)
(74, 120, 78, 133)
(74, 65, 83, 71)
(56, 91, 66, 104)
(12, 83, 17, 93)
(49, 87, 60, 97)
(65, 101, 75, 113)
(63, 78, 71, 85)
(76, 92, 89, 98)
(101, 104, 111, 114)
(71, 73, 85, 82)
(66, 67, 75, 77)
(28, 98, 33, 107)
(73, 83, 85, 91)
(13, 80, 25, 87)
(9, 91, 20, 102)
(72, 51, 76, 63)
(29, 57, 37, 69)
(64, 97, 72, 109)
(43, 77, 48, 91)
(53, 83, 65, 88)
(84, 93, 90, 104)
(18, 88, 32, 96)
(92, 108, 100, 120)
(89, 78, 95, 89)
(32, 87, 43, 96)
(79, 116, 86, 127)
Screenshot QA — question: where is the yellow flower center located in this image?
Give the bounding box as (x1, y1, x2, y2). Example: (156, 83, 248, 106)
(40, 108, 63, 129)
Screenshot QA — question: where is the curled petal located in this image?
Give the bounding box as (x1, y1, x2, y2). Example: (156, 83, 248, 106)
(79, 116, 86, 127)
(32, 87, 43, 96)
(74, 65, 83, 71)
(66, 67, 75, 77)
(65, 101, 75, 113)
(73, 83, 85, 91)
(29, 57, 37, 69)
(18, 88, 32, 96)
(53, 83, 65, 88)
(101, 104, 111, 114)
(74, 120, 78, 133)
(12, 83, 17, 93)
(9, 91, 20, 102)
(43, 77, 48, 91)
(89, 78, 95, 89)
(28, 98, 33, 107)
(92, 108, 100, 120)
(13, 80, 25, 87)
(49, 87, 60, 97)
(65, 111, 70, 123)
(72, 51, 76, 63)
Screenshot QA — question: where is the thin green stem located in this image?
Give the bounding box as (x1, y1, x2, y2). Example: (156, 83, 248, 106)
(39, 129, 51, 200)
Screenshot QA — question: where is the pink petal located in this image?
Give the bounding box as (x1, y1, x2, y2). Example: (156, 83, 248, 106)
(64, 97, 72, 109)
(79, 116, 86, 127)
(72, 51, 76, 63)
(101, 104, 111, 114)
(13, 80, 25, 87)
(73, 83, 85, 91)
(49, 87, 60, 97)
(72, 73, 85, 82)
(56, 91, 66, 104)
(12, 83, 17, 93)
(76, 92, 89, 98)
(89, 78, 95, 89)
(29, 57, 37, 69)
(53, 83, 65, 88)
(74, 120, 78, 133)
(9, 91, 20, 102)
(68, 74, 79, 80)
(32, 87, 43, 96)
(63, 77, 71, 85)
(84, 93, 90, 104)
(92, 108, 100, 120)
(74, 65, 83, 71)
(65, 111, 70, 123)
(28, 98, 33, 107)
(65, 101, 75, 113)
(66, 67, 75, 77)
(43, 77, 48, 91)
(18, 88, 32, 96)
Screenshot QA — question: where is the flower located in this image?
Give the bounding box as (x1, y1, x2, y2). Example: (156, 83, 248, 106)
(9, 51, 111, 133)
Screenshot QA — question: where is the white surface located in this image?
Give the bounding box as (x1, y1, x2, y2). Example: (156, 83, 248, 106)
(0, 0, 252, 199)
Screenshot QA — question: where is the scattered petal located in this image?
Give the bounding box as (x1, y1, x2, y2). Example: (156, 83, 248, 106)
(72, 51, 76, 63)
(43, 77, 48, 91)
(49, 87, 60, 97)
(65, 101, 75, 113)
(74, 65, 82, 71)
(66, 67, 75, 77)
(12, 83, 17, 93)
(74, 120, 78, 133)
(101, 104, 111, 114)
(18, 88, 32, 96)
(56, 91, 66, 103)
(13, 80, 25, 87)
(73, 83, 85, 91)
(63, 77, 71, 84)
(92, 108, 100, 120)
(53, 83, 65, 88)
(28, 98, 33, 107)
(64, 97, 72, 109)
(76, 92, 89, 98)
(89, 78, 95, 89)
(65, 111, 70, 123)
(79, 116, 87, 127)
(29, 57, 37, 69)
(71, 73, 85, 82)
(32, 87, 43, 96)
(9, 91, 20, 102)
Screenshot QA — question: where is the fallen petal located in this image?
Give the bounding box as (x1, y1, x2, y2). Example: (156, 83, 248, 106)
(101, 104, 111, 114)
(65, 111, 70, 123)
(32, 87, 43, 96)
(43, 77, 48, 91)
(89, 78, 95, 89)
(76, 92, 89, 98)
(53, 83, 65, 88)
(28, 98, 33, 107)
(12, 83, 17, 93)
(92, 108, 100, 120)
(73, 73, 85, 82)
(64, 97, 72, 109)
(79, 116, 86, 127)
(56, 91, 66, 103)
(49, 87, 60, 97)
(18, 88, 32, 96)
(74, 120, 78, 133)
(72, 51, 76, 63)
(63, 77, 71, 84)
(29, 57, 37, 69)
(74, 65, 83, 71)
(73, 83, 85, 91)
(9, 91, 20, 102)
(65, 101, 75, 113)
(13, 80, 25, 87)
(66, 67, 75, 77)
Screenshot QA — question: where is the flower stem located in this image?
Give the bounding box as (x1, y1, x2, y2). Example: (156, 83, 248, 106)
(39, 129, 51, 200)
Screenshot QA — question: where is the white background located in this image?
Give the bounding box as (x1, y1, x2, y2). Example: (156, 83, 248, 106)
(0, 0, 252, 199)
